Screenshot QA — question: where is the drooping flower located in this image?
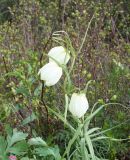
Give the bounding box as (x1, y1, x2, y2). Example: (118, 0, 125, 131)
(48, 46, 70, 65)
(69, 93, 89, 118)
(38, 62, 62, 86)
(9, 155, 17, 160)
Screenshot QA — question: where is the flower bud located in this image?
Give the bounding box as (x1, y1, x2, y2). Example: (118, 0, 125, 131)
(48, 46, 70, 65)
(69, 93, 89, 118)
(38, 62, 62, 86)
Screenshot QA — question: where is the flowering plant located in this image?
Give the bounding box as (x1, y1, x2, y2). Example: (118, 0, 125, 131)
(38, 31, 128, 160)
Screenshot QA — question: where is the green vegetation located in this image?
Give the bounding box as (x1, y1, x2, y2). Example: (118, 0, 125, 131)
(0, 0, 130, 159)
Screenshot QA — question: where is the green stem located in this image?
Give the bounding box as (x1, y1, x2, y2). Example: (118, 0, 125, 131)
(78, 14, 95, 56)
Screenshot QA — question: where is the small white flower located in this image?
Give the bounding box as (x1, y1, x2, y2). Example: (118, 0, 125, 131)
(69, 93, 89, 118)
(48, 46, 70, 65)
(38, 62, 62, 86)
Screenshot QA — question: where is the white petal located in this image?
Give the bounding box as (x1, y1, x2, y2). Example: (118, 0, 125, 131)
(38, 62, 62, 86)
(69, 93, 89, 118)
(48, 46, 70, 65)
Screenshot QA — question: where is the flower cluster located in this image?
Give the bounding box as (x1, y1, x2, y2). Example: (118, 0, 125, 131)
(38, 46, 89, 118)
(38, 46, 70, 86)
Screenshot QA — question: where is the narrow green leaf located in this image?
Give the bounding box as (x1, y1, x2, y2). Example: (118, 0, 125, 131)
(85, 134, 96, 160)
(84, 105, 104, 124)
(80, 138, 90, 160)
(63, 124, 83, 157)
(48, 106, 75, 132)
(87, 128, 101, 135)
(64, 94, 69, 123)
(92, 136, 109, 142)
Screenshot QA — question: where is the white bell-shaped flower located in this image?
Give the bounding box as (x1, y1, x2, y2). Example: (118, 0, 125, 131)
(69, 93, 89, 118)
(48, 46, 70, 65)
(38, 62, 62, 86)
